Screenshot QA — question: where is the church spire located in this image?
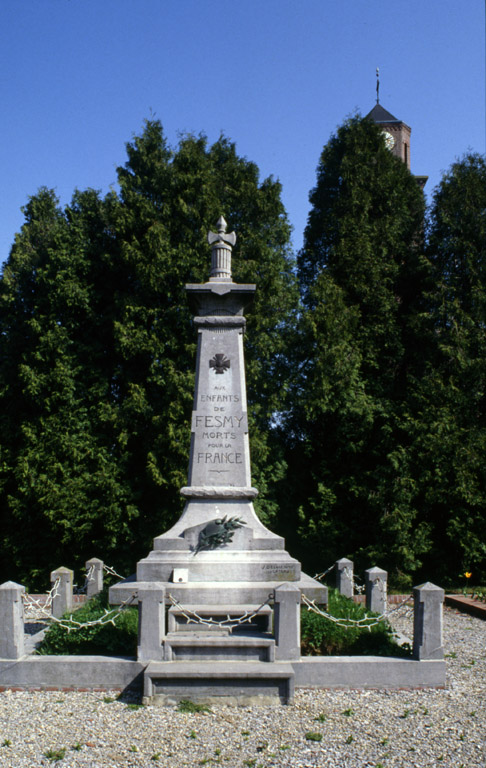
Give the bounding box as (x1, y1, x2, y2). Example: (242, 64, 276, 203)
(376, 67, 380, 104)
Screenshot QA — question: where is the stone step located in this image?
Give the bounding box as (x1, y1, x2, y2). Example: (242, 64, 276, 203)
(163, 632, 275, 662)
(143, 661, 295, 705)
(167, 603, 273, 634)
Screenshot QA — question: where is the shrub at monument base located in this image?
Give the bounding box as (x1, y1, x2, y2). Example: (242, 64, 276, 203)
(37, 589, 138, 656)
(37, 588, 410, 658)
(300, 590, 411, 657)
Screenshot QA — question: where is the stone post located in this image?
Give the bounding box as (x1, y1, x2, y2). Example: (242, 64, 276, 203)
(413, 582, 444, 660)
(274, 583, 301, 660)
(137, 583, 166, 661)
(0, 581, 25, 659)
(50, 567, 74, 619)
(335, 558, 354, 598)
(365, 567, 387, 614)
(85, 558, 104, 599)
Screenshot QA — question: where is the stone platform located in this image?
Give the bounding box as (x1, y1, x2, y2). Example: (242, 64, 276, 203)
(143, 661, 295, 706)
(109, 573, 326, 606)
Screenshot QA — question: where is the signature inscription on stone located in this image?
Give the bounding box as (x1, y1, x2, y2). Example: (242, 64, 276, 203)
(209, 354, 230, 374)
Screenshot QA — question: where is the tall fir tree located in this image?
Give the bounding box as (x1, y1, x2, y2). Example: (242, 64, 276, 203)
(283, 116, 431, 587)
(0, 120, 297, 587)
(412, 153, 486, 583)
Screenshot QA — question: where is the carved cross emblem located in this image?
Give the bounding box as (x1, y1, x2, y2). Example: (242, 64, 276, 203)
(209, 354, 230, 374)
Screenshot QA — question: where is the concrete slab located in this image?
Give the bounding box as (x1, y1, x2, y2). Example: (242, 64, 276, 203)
(292, 656, 446, 689)
(445, 594, 486, 620)
(143, 660, 295, 705)
(0, 656, 144, 691)
(109, 574, 327, 606)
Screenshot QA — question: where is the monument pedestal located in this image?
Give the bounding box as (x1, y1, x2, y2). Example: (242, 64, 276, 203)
(109, 218, 326, 702)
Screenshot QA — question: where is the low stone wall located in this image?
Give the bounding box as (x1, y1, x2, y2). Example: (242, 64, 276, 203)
(0, 655, 446, 693)
(0, 657, 144, 693)
(292, 656, 446, 689)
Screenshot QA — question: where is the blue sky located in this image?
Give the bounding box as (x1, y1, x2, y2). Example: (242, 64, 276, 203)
(1, 0, 484, 263)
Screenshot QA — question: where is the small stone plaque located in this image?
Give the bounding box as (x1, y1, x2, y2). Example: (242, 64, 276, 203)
(172, 569, 188, 583)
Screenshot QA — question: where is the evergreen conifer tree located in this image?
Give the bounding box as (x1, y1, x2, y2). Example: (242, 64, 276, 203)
(0, 121, 296, 586)
(284, 116, 431, 586)
(412, 153, 486, 583)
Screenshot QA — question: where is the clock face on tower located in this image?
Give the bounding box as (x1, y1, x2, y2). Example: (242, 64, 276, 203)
(382, 130, 395, 150)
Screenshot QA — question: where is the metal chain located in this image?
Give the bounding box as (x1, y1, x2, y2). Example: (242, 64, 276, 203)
(22, 578, 61, 619)
(167, 593, 273, 630)
(40, 592, 138, 633)
(74, 564, 96, 595)
(301, 592, 414, 631)
(383, 594, 414, 617)
(103, 564, 125, 580)
(313, 564, 336, 581)
(302, 594, 384, 630)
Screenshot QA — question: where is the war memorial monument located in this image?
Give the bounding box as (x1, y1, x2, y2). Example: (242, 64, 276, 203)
(0, 218, 446, 702)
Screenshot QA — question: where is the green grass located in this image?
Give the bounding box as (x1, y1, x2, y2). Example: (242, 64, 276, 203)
(37, 585, 410, 660)
(305, 732, 323, 742)
(37, 588, 138, 656)
(177, 699, 211, 714)
(301, 589, 412, 656)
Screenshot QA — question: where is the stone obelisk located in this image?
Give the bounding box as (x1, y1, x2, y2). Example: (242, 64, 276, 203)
(135, 218, 325, 605)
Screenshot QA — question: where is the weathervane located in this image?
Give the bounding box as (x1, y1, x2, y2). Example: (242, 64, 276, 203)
(376, 67, 380, 104)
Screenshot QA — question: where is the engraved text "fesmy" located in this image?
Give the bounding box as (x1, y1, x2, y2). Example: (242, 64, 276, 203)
(195, 415, 244, 429)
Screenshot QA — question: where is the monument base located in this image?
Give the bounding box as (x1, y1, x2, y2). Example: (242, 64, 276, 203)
(109, 573, 327, 606)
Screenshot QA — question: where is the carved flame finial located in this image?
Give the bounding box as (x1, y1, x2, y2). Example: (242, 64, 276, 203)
(207, 216, 236, 281)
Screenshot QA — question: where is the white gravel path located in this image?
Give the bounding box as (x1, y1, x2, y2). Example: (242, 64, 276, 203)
(0, 606, 484, 767)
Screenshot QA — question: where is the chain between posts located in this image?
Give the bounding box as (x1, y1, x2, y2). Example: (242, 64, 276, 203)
(74, 562, 124, 595)
(103, 564, 125, 580)
(22, 578, 61, 619)
(22, 590, 137, 631)
(74, 564, 96, 595)
(314, 563, 366, 595)
(313, 564, 336, 581)
(21, 564, 413, 634)
(167, 593, 273, 630)
(47, 592, 137, 632)
(22, 565, 136, 631)
(301, 593, 414, 631)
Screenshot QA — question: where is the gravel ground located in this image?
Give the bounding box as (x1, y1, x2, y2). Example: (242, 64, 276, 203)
(0, 607, 484, 768)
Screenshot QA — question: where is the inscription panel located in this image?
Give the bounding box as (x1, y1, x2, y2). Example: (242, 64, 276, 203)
(188, 328, 250, 487)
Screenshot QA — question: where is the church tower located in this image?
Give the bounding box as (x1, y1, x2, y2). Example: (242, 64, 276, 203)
(367, 102, 412, 168)
(367, 71, 427, 188)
